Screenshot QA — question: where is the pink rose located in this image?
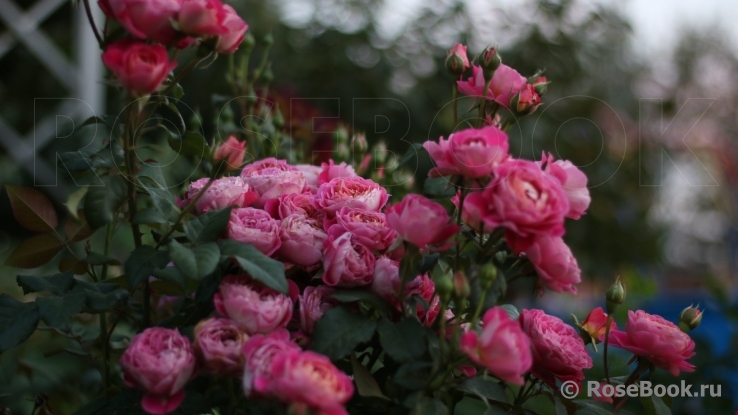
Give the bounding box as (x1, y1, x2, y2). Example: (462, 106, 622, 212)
(607, 310, 695, 376)
(520, 309, 592, 388)
(540, 153, 590, 220)
(240, 158, 306, 206)
(242, 329, 301, 395)
(463, 159, 569, 253)
(213, 135, 247, 172)
(102, 40, 177, 97)
(385, 194, 460, 248)
(119, 327, 196, 415)
(226, 207, 281, 256)
(255, 350, 353, 413)
(294, 164, 322, 191)
(182, 177, 258, 214)
(370, 259, 436, 320)
(314, 176, 389, 216)
(423, 126, 509, 178)
(279, 213, 327, 267)
(322, 233, 375, 287)
(579, 307, 616, 343)
(214, 275, 292, 334)
(325, 207, 396, 251)
(524, 236, 581, 294)
(193, 317, 248, 375)
(318, 160, 357, 184)
(460, 307, 532, 385)
(178, 0, 228, 37)
(107, 0, 181, 44)
(445, 43, 469, 74)
(214, 5, 248, 54)
(457, 64, 528, 107)
(299, 285, 336, 333)
(370, 256, 401, 301)
(264, 193, 323, 221)
(510, 84, 541, 115)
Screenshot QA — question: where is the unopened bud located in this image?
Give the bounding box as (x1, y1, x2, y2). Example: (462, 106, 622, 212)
(213, 135, 246, 172)
(530, 76, 549, 96)
(351, 133, 368, 154)
(335, 142, 351, 161)
(272, 107, 284, 129)
(605, 278, 626, 314)
(434, 271, 454, 303)
(678, 305, 703, 332)
(334, 127, 349, 146)
(480, 46, 501, 79)
(452, 272, 470, 300)
(246, 88, 257, 106)
(373, 141, 388, 165)
(509, 84, 541, 117)
(445, 43, 470, 76)
(479, 263, 498, 288)
(260, 66, 274, 84)
(262, 33, 274, 47)
(242, 33, 256, 51)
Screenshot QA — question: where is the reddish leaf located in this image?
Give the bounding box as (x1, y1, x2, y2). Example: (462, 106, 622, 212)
(4, 233, 64, 268)
(64, 212, 94, 242)
(59, 258, 89, 275)
(6, 185, 58, 233)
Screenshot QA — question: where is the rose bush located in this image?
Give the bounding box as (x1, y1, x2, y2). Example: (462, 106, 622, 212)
(0, 16, 702, 415)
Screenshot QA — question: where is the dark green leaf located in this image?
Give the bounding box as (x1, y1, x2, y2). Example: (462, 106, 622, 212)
(219, 240, 287, 293)
(310, 306, 377, 360)
(84, 175, 127, 229)
(411, 397, 448, 415)
(574, 400, 617, 415)
(394, 361, 432, 390)
(193, 243, 220, 278)
(80, 115, 116, 129)
(168, 131, 208, 158)
(0, 294, 40, 352)
(169, 240, 219, 280)
(36, 291, 86, 329)
(330, 289, 391, 316)
(16, 272, 75, 295)
(458, 378, 509, 403)
(124, 246, 169, 289)
(71, 280, 129, 312)
(423, 176, 455, 198)
(350, 353, 389, 400)
(153, 265, 186, 286)
(6, 185, 58, 232)
(71, 396, 108, 415)
(133, 208, 168, 225)
(397, 143, 423, 169)
(85, 252, 121, 266)
(4, 233, 64, 268)
(640, 396, 671, 415)
(377, 317, 425, 362)
(185, 207, 232, 244)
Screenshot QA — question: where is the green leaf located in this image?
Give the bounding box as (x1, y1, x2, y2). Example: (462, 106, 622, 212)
(16, 272, 75, 295)
(394, 361, 432, 390)
(377, 317, 425, 362)
(4, 233, 64, 268)
(169, 240, 219, 280)
(499, 304, 519, 320)
(219, 240, 287, 293)
(125, 246, 169, 289)
(410, 397, 448, 415)
(640, 396, 671, 415)
(70, 396, 108, 415)
(574, 400, 618, 415)
(6, 185, 58, 232)
(71, 280, 129, 312)
(168, 131, 208, 158)
(84, 175, 128, 229)
(458, 377, 509, 403)
(330, 289, 391, 316)
(0, 294, 40, 352)
(133, 208, 168, 225)
(423, 176, 455, 198)
(397, 142, 423, 169)
(85, 252, 121, 266)
(309, 306, 377, 360)
(153, 265, 185, 286)
(36, 292, 86, 329)
(350, 353, 389, 400)
(185, 207, 232, 244)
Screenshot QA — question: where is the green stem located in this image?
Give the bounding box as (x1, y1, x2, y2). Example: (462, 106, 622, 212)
(455, 187, 466, 270)
(154, 174, 218, 249)
(98, 222, 114, 391)
(161, 55, 208, 97)
(603, 314, 614, 383)
(478, 78, 492, 127)
(123, 103, 145, 325)
(471, 288, 488, 328)
(452, 85, 458, 129)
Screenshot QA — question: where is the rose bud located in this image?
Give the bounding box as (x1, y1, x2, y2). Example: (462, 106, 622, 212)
(215, 5, 248, 54)
(572, 307, 616, 350)
(479, 46, 502, 78)
(607, 310, 695, 376)
(605, 278, 626, 314)
(452, 272, 470, 300)
(445, 43, 470, 76)
(457, 64, 527, 107)
(385, 194, 460, 248)
(102, 40, 177, 97)
(530, 76, 549, 96)
(509, 84, 541, 116)
(106, 0, 181, 44)
(119, 327, 196, 415)
(461, 307, 532, 385)
(679, 305, 703, 332)
(524, 236, 581, 294)
(193, 317, 248, 375)
(213, 135, 246, 171)
(256, 350, 354, 414)
(520, 309, 593, 388)
(351, 133, 368, 154)
(214, 275, 292, 335)
(242, 329, 301, 396)
(178, 0, 229, 37)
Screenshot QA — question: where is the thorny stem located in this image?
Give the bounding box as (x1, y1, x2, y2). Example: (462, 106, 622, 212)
(603, 314, 615, 383)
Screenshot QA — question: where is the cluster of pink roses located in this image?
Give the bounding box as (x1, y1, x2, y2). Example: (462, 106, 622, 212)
(99, 0, 248, 96)
(424, 124, 590, 294)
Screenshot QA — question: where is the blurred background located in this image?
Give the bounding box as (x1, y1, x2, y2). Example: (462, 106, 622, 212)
(1, 0, 738, 413)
